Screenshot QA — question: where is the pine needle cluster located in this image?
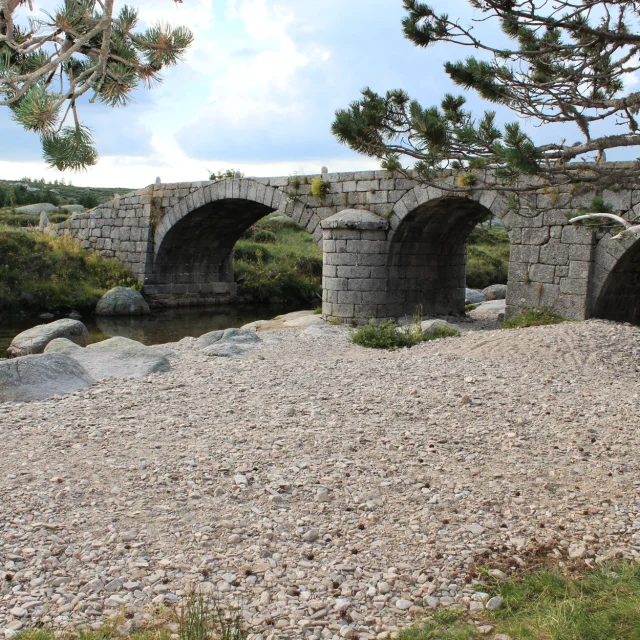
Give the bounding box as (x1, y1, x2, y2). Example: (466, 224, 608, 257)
(0, 1, 193, 170)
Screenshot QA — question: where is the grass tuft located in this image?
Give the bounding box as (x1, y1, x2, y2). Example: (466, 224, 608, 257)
(350, 320, 459, 349)
(503, 308, 566, 329)
(179, 592, 247, 640)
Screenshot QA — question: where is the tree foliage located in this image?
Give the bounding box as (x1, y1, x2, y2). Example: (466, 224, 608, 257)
(0, 0, 193, 171)
(333, 1, 640, 194)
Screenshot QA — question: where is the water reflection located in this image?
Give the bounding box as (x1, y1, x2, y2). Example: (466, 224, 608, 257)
(1, 304, 306, 355)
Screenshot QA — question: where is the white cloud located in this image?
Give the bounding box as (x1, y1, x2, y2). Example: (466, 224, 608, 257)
(196, 0, 331, 126)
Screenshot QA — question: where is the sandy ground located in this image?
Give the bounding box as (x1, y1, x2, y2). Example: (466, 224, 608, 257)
(1, 318, 639, 640)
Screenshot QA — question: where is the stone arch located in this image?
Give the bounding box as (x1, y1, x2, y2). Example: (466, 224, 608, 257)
(590, 233, 640, 324)
(148, 179, 321, 306)
(153, 178, 321, 254)
(386, 186, 511, 317)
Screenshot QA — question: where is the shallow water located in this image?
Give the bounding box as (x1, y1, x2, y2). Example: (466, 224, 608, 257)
(0, 304, 306, 355)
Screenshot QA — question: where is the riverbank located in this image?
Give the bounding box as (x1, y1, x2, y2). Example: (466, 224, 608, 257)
(1, 318, 638, 639)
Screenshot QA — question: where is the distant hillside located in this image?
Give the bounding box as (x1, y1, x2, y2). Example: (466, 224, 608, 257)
(0, 179, 132, 209)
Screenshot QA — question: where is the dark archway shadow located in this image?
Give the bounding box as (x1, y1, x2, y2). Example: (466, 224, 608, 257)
(594, 236, 640, 325)
(387, 197, 496, 316)
(152, 198, 275, 291)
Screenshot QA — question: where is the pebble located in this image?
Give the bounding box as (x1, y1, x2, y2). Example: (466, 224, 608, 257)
(485, 596, 505, 611)
(0, 320, 638, 638)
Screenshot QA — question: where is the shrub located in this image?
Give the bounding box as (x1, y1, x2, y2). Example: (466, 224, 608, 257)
(79, 192, 99, 209)
(503, 308, 566, 329)
(457, 172, 477, 187)
(253, 229, 277, 244)
(311, 176, 330, 201)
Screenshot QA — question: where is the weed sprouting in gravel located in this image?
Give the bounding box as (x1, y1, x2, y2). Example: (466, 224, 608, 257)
(179, 591, 248, 640)
(350, 320, 459, 349)
(503, 308, 566, 329)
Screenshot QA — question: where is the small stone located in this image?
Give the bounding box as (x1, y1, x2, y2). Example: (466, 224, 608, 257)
(469, 601, 484, 613)
(303, 529, 320, 542)
(487, 569, 508, 581)
(377, 581, 391, 594)
(335, 598, 351, 612)
(568, 543, 586, 559)
(9, 608, 25, 618)
(395, 599, 413, 611)
(485, 596, 504, 611)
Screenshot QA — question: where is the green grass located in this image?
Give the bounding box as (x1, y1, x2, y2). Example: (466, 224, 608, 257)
(350, 320, 460, 349)
(503, 308, 566, 329)
(0, 230, 139, 312)
(233, 216, 322, 304)
(466, 226, 510, 290)
(399, 562, 640, 640)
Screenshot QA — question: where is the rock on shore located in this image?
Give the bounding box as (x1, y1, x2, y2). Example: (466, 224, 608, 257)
(95, 287, 150, 316)
(6, 319, 89, 358)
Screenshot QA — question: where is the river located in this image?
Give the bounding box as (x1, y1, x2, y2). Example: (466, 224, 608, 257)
(0, 304, 307, 355)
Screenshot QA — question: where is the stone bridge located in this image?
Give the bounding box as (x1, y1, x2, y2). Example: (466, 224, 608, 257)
(49, 168, 640, 325)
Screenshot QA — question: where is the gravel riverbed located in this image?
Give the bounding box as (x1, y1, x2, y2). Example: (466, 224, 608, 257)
(1, 319, 640, 639)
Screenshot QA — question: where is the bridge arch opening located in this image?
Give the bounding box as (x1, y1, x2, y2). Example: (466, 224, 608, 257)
(388, 196, 506, 317)
(150, 189, 322, 307)
(593, 236, 640, 325)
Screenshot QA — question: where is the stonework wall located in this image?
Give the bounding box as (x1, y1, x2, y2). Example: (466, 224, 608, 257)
(48, 169, 640, 323)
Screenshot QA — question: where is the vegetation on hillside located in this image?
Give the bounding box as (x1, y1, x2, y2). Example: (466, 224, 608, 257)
(466, 226, 509, 290)
(233, 216, 322, 304)
(0, 231, 139, 313)
(0, 178, 131, 208)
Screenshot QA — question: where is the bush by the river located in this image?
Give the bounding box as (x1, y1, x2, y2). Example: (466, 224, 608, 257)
(0, 231, 140, 312)
(233, 216, 322, 303)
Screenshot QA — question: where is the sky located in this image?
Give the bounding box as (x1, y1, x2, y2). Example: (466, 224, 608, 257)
(0, 0, 636, 188)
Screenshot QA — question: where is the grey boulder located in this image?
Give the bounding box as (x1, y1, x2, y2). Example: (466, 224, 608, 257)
(465, 288, 487, 305)
(482, 284, 507, 300)
(420, 319, 461, 338)
(201, 343, 250, 358)
(7, 319, 89, 358)
(45, 337, 170, 380)
(198, 328, 261, 357)
(15, 203, 58, 215)
(96, 287, 150, 316)
(0, 354, 94, 403)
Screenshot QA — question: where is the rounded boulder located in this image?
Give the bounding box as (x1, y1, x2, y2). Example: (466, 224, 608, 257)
(7, 319, 89, 358)
(96, 287, 150, 316)
(482, 284, 507, 300)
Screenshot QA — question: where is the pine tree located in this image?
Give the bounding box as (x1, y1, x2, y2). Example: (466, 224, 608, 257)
(0, 0, 193, 170)
(333, 1, 640, 207)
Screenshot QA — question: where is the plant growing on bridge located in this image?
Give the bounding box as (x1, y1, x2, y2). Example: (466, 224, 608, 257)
(0, 1, 193, 171)
(332, 0, 640, 230)
(311, 176, 330, 202)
